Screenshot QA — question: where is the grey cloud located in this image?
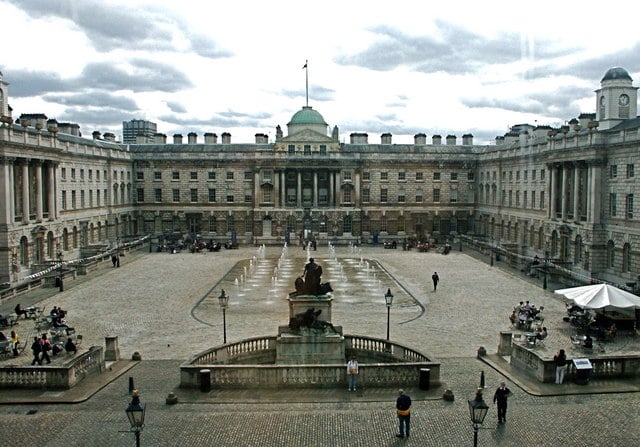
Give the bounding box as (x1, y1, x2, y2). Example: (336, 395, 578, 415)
(79, 60, 192, 92)
(43, 92, 138, 111)
(5, 70, 70, 97)
(282, 86, 335, 101)
(165, 101, 187, 114)
(189, 33, 235, 59)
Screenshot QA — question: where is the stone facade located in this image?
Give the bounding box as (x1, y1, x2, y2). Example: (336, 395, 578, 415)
(0, 67, 639, 289)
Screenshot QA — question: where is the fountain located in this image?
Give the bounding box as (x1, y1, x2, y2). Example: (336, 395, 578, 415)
(181, 246, 439, 389)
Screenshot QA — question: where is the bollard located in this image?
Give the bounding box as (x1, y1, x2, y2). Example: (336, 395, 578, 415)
(200, 369, 211, 392)
(129, 377, 135, 394)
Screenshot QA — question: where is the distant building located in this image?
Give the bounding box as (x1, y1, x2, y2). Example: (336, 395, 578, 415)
(122, 119, 157, 144)
(0, 67, 639, 291)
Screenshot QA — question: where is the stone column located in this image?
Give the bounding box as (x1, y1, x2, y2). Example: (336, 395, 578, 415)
(355, 171, 361, 204)
(313, 171, 318, 207)
(335, 171, 341, 206)
(21, 159, 30, 224)
(47, 163, 56, 219)
(549, 164, 558, 219)
(329, 171, 335, 206)
(573, 163, 580, 221)
(588, 163, 602, 224)
(296, 171, 302, 207)
(35, 160, 43, 221)
(254, 171, 260, 204)
(274, 171, 280, 207)
(561, 164, 570, 221)
(0, 157, 15, 224)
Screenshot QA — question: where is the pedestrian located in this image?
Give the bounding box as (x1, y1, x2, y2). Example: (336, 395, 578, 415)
(31, 336, 42, 365)
(493, 381, 512, 423)
(111, 254, 117, 267)
(395, 389, 412, 438)
(346, 356, 359, 391)
(554, 349, 568, 384)
(41, 334, 52, 364)
(431, 272, 439, 291)
(10, 330, 20, 356)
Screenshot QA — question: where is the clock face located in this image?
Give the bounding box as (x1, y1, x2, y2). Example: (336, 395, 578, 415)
(619, 94, 630, 106)
(600, 96, 605, 106)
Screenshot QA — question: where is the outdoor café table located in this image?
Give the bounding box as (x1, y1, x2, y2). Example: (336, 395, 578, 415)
(523, 332, 538, 347)
(571, 334, 586, 346)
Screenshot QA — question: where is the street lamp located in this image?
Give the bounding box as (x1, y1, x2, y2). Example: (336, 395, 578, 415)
(218, 289, 229, 344)
(125, 389, 146, 447)
(468, 387, 489, 447)
(384, 288, 394, 341)
(57, 251, 64, 292)
(543, 250, 550, 290)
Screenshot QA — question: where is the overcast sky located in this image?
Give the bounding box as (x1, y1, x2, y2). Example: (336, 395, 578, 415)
(2, 0, 640, 144)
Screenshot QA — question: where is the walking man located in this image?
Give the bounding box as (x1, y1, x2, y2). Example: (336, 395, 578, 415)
(493, 381, 512, 423)
(395, 389, 412, 438)
(431, 272, 439, 291)
(30, 336, 42, 365)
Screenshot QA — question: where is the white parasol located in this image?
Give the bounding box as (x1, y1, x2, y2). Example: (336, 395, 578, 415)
(554, 283, 640, 309)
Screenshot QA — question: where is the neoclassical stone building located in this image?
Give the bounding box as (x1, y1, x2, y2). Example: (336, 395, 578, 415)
(0, 67, 638, 288)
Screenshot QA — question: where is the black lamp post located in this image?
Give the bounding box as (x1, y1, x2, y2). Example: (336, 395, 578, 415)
(384, 288, 394, 341)
(218, 289, 229, 344)
(468, 387, 489, 447)
(125, 389, 146, 447)
(543, 250, 550, 290)
(57, 251, 64, 292)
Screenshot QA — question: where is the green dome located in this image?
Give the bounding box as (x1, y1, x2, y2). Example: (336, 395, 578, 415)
(287, 106, 327, 126)
(602, 67, 632, 82)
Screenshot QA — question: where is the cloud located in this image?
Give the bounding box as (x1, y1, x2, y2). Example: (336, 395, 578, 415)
(80, 60, 192, 92)
(281, 86, 335, 101)
(43, 91, 138, 110)
(165, 101, 187, 114)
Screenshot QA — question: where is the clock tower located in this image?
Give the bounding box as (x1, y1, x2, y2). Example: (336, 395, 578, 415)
(595, 67, 638, 130)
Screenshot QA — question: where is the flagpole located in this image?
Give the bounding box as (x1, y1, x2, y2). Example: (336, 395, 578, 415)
(304, 59, 309, 107)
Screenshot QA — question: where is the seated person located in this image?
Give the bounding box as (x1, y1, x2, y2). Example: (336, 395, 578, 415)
(509, 310, 518, 326)
(14, 304, 29, 319)
(605, 323, 617, 340)
(536, 326, 548, 340)
(53, 318, 75, 335)
(584, 334, 593, 349)
(65, 337, 77, 354)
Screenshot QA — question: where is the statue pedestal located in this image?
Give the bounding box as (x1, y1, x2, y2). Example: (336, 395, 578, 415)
(276, 293, 345, 365)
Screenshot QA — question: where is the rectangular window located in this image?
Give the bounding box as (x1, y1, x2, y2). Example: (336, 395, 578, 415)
(398, 191, 405, 202)
(136, 188, 144, 202)
(540, 169, 545, 180)
(172, 189, 180, 202)
(343, 188, 352, 203)
(226, 171, 234, 180)
(319, 145, 327, 154)
(516, 191, 520, 207)
(190, 171, 198, 180)
(415, 172, 423, 181)
(380, 172, 388, 181)
(433, 172, 441, 180)
(531, 170, 536, 181)
(626, 194, 634, 218)
(451, 172, 458, 181)
(433, 188, 440, 202)
(80, 169, 85, 180)
(303, 144, 311, 155)
(415, 190, 423, 203)
(113, 170, 117, 180)
(262, 188, 271, 203)
(288, 144, 295, 154)
(244, 171, 253, 181)
(245, 188, 252, 203)
(516, 171, 520, 181)
(88, 170, 93, 181)
(362, 188, 370, 203)
(172, 171, 180, 180)
(540, 191, 545, 208)
(137, 171, 144, 180)
(80, 190, 85, 208)
(96, 190, 100, 207)
(398, 171, 406, 181)
(208, 188, 216, 202)
(523, 191, 528, 208)
(610, 165, 617, 179)
(363, 171, 371, 181)
(627, 164, 634, 178)
(343, 171, 352, 181)
(71, 168, 76, 180)
(467, 171, 474, 181)
(380, 188, 388, 203)
(531, 191, 536, 208)
(61, 191, 66, 209)
(154, 171, 162, 180)
(154, 188, 162, 202)
(97, 170, 101, 181)
(209, 216, 217, 232)
(71, 190, 76, 208)
(450, 189, 458, 203)
(226, 194, 234, 203)
(262, 171, 272, 182)
(610, 193, 617, 216)
(190, 188, 198, 202)
(208, 171, 216, 180)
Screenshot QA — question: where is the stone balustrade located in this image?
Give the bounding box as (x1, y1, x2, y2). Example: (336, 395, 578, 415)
(0, 346, 104, 389)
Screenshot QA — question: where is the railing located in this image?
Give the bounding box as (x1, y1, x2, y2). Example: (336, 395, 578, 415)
(181, 334, 440, 389)
(0, 346, 104, 389)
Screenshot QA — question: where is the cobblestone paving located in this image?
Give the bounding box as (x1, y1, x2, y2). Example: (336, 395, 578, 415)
(1, 245, 639, 446)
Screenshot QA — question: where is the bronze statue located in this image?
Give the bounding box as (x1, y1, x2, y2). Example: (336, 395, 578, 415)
(293, 258, 332, 295)
(289, 307, 337, 333)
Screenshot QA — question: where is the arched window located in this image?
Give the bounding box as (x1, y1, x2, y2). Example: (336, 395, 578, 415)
(622, 243, 631, 272)
(606, 240, 615, 269)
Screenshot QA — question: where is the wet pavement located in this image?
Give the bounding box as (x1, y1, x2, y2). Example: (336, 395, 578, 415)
(1, 243, 639, 446)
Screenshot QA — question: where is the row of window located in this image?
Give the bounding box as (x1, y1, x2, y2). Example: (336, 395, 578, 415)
(61, 167, 130, 182)
(362, 171, 474, 182)
(136, 171, 251, 181)
(480, 168, 547, 183)
(609, 164, 635, 179)
(481, 188, 547, 209)
(610, 193, 634, 218)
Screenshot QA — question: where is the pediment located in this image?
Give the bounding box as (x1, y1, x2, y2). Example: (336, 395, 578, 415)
(280, 129, 333, 143)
